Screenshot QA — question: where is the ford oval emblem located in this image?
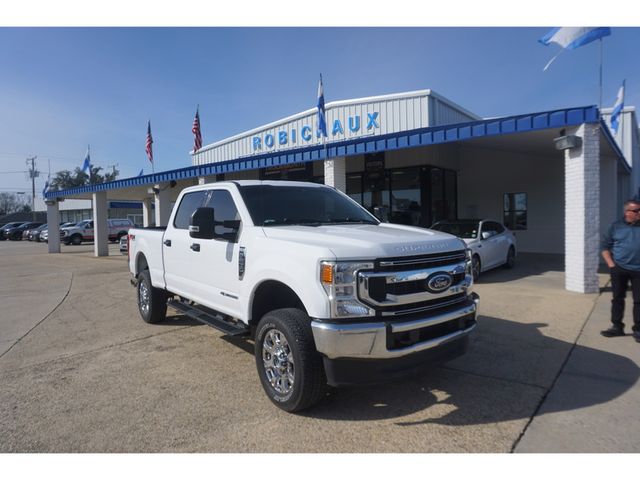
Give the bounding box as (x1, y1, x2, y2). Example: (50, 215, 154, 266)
(426, 273, 453, 293)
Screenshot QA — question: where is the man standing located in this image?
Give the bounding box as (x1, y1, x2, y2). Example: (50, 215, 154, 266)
(601, 199, 640, 342)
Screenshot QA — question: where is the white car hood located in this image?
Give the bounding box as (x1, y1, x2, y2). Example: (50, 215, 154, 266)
(262, 223, 466, 259)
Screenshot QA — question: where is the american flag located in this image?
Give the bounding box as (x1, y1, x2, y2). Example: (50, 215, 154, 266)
(145, 121, 153, 164)
(192, 107, 202, 152)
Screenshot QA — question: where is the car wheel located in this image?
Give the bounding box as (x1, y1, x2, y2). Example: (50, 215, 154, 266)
(472, 255, 481, 282)
(137, 269, 167, 324)
(71, 234, 82, 245)
(255, 308, 327, 412)
(504, 246, 516, 269)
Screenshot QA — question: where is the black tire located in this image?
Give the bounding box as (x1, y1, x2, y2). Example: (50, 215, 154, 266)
(504, 246, 516, 269)
(255, 308, 327, 412)
(472, 255, 481, 282)
(71, 234, 82, 245)
(137, 269, 167, 324)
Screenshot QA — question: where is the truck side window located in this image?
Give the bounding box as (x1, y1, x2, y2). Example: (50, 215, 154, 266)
(204, 190, 240, 236)
(173, 191, 207, 229)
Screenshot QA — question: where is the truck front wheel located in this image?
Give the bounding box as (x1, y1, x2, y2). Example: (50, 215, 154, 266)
(137, 269, 167, 324)
(255, 308, 327, 412)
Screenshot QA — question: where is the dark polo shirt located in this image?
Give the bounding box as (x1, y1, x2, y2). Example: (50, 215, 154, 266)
(601, 219, 640, 272)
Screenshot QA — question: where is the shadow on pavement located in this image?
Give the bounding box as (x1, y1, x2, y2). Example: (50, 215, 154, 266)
(301, 316, 639, 424)
(474, 253, 564, 284)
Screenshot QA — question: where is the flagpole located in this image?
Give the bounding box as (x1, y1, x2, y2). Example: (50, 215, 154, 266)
(599, 39, 603, 111)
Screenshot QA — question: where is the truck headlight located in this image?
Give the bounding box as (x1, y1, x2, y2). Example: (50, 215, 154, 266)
(320, 261, 375, 318)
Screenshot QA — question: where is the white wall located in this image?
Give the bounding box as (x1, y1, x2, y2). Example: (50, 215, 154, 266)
(458, 146, 565, 254)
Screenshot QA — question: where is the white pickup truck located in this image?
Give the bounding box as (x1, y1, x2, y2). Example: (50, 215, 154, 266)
(128, 180, 479, 412)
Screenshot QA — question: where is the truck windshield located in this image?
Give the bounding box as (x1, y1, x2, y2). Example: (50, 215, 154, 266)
(238, 184, 379, 227)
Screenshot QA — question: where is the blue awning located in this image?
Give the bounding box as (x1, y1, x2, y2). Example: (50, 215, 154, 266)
(45, 105, 603, 199)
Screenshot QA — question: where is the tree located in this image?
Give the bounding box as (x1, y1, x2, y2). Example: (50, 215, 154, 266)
(0, 192, 31, 216)
(49, 165, 119, 190)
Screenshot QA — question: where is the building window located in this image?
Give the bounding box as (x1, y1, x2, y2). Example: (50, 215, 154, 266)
(503, 192, 527, 230)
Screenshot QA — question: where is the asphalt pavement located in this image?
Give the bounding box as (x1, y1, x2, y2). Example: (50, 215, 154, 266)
(0, 240, 638, 452)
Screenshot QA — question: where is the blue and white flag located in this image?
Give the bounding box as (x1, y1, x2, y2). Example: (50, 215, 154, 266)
(138, 168, 144, 177)
(539, 27, 611, 71)
(610, 80, 625, 135)
(42, 179, 49, 197)
(81, 147, 91, 173)
(317, 74, 327, 138)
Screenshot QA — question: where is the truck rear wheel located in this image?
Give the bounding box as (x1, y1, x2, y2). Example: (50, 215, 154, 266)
(137, 269, 167, 324)
(255, 308, 327, 412)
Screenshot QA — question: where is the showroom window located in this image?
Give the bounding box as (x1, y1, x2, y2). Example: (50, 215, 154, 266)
(503, 192, 527, 230)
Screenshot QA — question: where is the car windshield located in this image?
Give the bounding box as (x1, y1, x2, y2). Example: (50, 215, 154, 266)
(238, 184, 379, 227)
(431, 222, 479, 239)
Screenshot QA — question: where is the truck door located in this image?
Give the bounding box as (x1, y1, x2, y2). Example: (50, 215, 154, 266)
(163, 190, 208, 300)
(163, 189, 243, 318)
(195, 189, 243, 317)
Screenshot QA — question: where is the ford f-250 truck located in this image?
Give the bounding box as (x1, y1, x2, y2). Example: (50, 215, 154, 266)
(128, 180, 479, 412)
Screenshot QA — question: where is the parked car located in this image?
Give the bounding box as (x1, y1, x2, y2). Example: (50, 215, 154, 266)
(2, 222, 42, 241)
(28, 224, 48, 241)
(119, 234, 128, 255)
(431, 219, 516, 281)
(61, 218, 134, 245)
(0, 222, 27, 240)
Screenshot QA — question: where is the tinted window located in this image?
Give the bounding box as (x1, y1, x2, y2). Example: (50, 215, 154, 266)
(173, 191, 207, 229)
(483, 221, 505, 234)
(203, 190, 240, 236)
(431, 222, 479, 239)
(239, 185, 378, 226)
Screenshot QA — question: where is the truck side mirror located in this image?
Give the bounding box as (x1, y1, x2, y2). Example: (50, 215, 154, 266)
(189, 207, 216, 239)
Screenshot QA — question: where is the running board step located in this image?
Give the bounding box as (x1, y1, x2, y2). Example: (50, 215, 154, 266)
(167, 299, 249, 336)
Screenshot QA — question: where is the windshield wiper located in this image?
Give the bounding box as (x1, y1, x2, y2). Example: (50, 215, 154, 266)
(263, 218, 322, 227)
(326, 218, 378, 225)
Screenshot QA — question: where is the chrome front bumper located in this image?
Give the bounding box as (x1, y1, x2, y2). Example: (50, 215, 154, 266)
(311, 294, 479, 360)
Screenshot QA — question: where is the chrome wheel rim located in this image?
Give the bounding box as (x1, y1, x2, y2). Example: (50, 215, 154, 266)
(262, 328, 295, 395)
(139, 280, 150, 317)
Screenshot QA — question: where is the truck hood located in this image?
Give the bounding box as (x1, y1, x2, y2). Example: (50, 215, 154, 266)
(262, 223, 466, 259)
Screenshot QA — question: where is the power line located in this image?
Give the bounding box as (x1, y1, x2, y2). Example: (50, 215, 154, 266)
(0, 170, 29, 174)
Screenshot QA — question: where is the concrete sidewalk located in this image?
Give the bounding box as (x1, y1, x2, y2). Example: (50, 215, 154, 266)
(515, 282, 640, 452)
(1, 243, 638, 452)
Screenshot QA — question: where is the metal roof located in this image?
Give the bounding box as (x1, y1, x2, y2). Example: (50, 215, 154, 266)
(45, 105, 606, 199)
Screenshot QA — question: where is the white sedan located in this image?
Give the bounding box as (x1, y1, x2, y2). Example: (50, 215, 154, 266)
(431, 219, 517, 281)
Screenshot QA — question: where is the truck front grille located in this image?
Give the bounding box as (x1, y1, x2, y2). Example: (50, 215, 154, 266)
(357, 250, 471, 317)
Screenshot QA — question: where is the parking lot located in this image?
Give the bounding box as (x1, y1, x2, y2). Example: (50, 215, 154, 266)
(1, 240, 639, 452)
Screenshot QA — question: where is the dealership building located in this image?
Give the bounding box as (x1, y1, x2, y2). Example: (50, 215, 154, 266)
(44, 89, 640, 294)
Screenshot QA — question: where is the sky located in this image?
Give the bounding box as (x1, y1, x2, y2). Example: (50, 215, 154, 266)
(1, 17, 640, 198)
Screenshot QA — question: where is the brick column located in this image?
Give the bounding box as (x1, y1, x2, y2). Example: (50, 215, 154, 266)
(154, 185, 172, 227)
(92, 191, 109, 257)
(46, 200, 61, 253)
(324, 156, 346, 193)
(565, 124, 600, 293)
(142, 198, 153, 227)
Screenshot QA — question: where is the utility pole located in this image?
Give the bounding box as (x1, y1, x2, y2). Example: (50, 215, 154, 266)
(26, 156, 39, 221)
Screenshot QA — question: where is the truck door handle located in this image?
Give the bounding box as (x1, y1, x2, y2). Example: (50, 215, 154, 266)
(190, 243, 200, 252)
(164, 239, 172, 247)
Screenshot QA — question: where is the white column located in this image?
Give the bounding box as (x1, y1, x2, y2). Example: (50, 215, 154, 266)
(324, 156, 347, 193)
(154, 185, 172, 227)
(142, 198, 154, 227)
(93, 191, 109, 257)
(46, 200, 61, 254)
(565, 124, 600, 293)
